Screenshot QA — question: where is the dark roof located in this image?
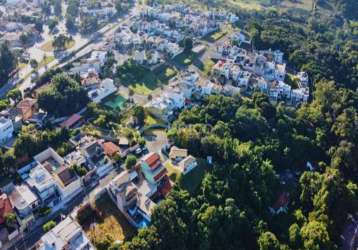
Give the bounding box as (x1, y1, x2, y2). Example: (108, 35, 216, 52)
(57, 168, 77, 187)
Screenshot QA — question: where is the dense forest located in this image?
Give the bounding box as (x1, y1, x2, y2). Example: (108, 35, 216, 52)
(121, 0, 358, 249)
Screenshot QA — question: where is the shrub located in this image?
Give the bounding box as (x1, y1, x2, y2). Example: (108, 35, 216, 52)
(43, 220, 56, 232)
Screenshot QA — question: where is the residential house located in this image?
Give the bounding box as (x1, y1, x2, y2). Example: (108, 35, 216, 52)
(36, 216, 94, 250)
(178, 155, 197, 175)
(0, 193, 20, 249)
(140, 152, 168, 186)
(60, 114, 83, 129)
(107, 170, 156, 228)
(133, 50, 146, 64)
(25, 164, 60, 208)
(102, 141, 120, 158)
(145, 91, 185, 120)
(169, 146, 197, 175)
(80, 69, 100, 88)
(33, 148, 83, 205)
(8, 184, 39, 231)
(16, 98, 37, 121)
(88, 78, 117, 103)
(291, 88, 309, 105)
(0, 117, 14, 144)
(0, 194, 13, 225)
(169, 146, 188, 161)
(81, 140, 113, 178)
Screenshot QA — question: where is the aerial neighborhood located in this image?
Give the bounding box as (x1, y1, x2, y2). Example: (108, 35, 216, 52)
(0, 1, 311, 249)
(0, 0, 357, 249)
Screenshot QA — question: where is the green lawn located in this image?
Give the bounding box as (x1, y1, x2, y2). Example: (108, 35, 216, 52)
(210, 30, 227, 41)
(65, 40, 75, 50)
(164, 161, 182, 183)
(201, 59, 215, 76)
(145, 112, 166, 126)
(164, 158, 210, 195)
(38, 56, 55, 68)
(154, 64, 177, 83)
(117, 61, 162, 95)
(179, 158, 209, 195)
(172, 51, 199, 68)
(173, 51, 200, 68)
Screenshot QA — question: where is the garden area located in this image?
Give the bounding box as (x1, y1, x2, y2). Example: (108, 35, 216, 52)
(116, 61, 177, 96)
(172, 51, 199, 68)
(164, 158, 210, 195)
(78, 194, 136, 250)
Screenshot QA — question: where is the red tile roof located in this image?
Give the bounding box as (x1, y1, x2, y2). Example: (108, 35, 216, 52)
(153, 168, 168, 182)
(159, 176, 172, 196)
(143, 152, 161, 169)
(102, 142, 120, 157)
(0, 194, 13, 224)
(60, 114, 82, 129)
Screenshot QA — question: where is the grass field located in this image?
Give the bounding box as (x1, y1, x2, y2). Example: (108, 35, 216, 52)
(172, 51, 199, 67)
(179, 158, 209, 194)
(117, 61, 161, 95)
(154, 64, 177, 83)
(165, 161, 182, 183)
(38, 56, 55, 68)
(118, 61, 177, 96)
(129, 83, 153, 95)
(145, 112, 166, 126)
(200, 59, 215, 76)
(65, 40, 75, 50)
(164, 158, 210, 195)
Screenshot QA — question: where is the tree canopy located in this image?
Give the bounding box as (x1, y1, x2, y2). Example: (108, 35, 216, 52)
(38, 73, 89, 117)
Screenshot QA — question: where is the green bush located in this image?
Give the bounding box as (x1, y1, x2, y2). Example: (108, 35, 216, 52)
(43, 220, 56, 232)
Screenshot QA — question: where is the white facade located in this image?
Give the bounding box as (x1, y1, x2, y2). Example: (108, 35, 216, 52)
(0, 117, 14, 143)
(88, 78, 117, 103)
(29, 148, 83, 206)
(37, 216, 94, 250)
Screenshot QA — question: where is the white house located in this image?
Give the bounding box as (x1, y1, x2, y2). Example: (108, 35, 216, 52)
(81, 140, 113, 178)
(107, 171, 156, 228)
(25, 164, 60, 208)
(88, 78, 117, 103)
(133, 50, 146, 64)
(9, 184, 39, 231)
(178, 155, 197, 175)
(0, 117, 14, 144)
(32, 148, 83, 205)
(37, 216, 94, 250)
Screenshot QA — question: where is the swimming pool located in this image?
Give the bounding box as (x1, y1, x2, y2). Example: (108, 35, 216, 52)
(137, 216, 150, 228)
(104, 95, 126, 110)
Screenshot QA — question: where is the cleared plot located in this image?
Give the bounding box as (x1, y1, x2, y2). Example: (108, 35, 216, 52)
(81, 194, 136, 247)
(40, 41, 54, 52)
